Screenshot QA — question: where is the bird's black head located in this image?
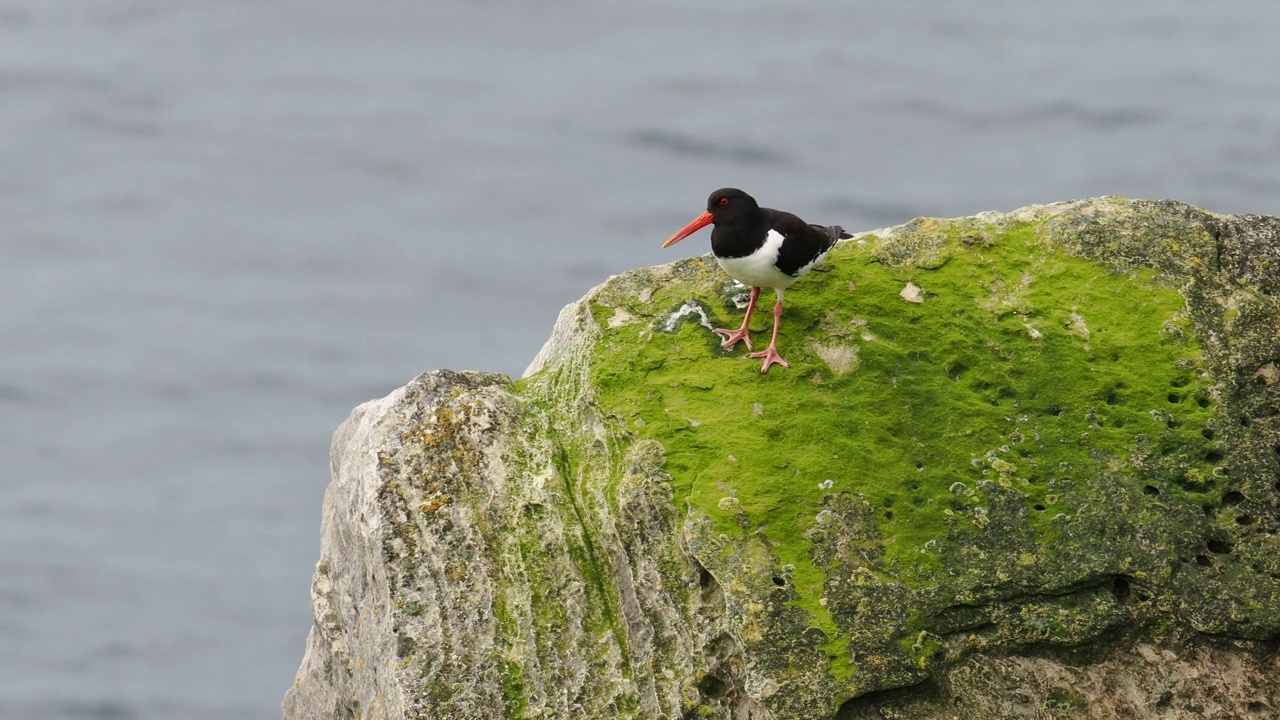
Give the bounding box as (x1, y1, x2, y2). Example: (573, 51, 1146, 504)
(661, 188, 761, 249)
(706, 188, 759, 219)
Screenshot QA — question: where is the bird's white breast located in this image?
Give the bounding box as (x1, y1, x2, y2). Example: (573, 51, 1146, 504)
(715, 230, 798, 290)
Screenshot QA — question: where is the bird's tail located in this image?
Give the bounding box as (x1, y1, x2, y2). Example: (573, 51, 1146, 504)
(816, 224, 852, 250)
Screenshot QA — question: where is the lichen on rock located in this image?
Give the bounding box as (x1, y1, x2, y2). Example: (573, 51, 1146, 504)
(286, 198, 1280, 719)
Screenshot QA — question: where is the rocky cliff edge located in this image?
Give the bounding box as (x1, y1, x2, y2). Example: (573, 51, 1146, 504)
(285, 198, 1280, 719)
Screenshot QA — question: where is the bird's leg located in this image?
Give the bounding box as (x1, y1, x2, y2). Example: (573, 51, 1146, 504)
(748, 298, 790, 373)
(713, 286, 760, 351)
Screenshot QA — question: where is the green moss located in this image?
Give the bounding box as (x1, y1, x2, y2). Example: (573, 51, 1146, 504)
(551, 442, 636, 670)
(490, 592, 526, 717)
(501, 660, 527, 718)
(583, 216, 1217, 682)
(1043, 688, 1086, 715)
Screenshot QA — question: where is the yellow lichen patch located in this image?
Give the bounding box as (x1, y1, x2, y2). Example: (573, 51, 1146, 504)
(418, 493, 451, 514)
(990, 458, 1016, 474)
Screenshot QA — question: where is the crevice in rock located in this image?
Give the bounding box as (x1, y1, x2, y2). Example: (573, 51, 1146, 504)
(834, 676, 945, 719)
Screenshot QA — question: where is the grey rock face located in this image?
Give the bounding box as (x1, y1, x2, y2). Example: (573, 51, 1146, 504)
(284, 367, 765, 719)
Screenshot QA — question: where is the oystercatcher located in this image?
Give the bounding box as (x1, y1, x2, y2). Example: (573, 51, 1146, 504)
(662, 188, 850, 373)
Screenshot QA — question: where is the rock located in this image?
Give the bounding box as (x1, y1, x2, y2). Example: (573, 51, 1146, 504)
(285, 198, 1280, 719)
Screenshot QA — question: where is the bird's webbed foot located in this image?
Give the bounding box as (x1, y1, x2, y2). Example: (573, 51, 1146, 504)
(748, 345, 790, 373)
(713, 326, 753, 351)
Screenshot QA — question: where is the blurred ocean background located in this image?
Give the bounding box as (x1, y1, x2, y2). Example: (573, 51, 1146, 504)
(2, 1, 1279, 718)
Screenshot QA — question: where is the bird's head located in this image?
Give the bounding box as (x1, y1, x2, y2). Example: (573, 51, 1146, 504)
(661, 188, 758, 248)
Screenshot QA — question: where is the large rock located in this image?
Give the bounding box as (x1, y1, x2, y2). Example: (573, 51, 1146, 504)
(284, 198, 1280, 719)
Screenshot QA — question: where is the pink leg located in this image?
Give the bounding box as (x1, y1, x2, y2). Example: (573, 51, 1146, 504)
(713, 286, 760, 351)
(748, 299, 790, 373)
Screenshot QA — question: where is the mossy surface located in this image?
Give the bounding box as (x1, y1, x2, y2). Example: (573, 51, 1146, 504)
(558, 200, 1280, 710)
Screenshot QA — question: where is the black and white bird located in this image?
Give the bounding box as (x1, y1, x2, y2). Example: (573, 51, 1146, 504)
(662, 188, 850, 373)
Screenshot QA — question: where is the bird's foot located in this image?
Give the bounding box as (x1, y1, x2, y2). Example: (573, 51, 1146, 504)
(748, 345, 790, 373)
(714, 326, 753, 351)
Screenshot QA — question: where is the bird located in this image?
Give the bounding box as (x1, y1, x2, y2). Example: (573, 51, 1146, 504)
(662, 188, 850, 373)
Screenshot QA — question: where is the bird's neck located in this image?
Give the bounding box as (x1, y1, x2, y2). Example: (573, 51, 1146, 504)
(710, 208, 766, 258)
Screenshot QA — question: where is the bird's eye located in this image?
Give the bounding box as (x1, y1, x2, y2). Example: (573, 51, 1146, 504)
(718, 197, 730, 206)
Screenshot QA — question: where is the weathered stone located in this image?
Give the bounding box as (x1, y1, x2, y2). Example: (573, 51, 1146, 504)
(286, 198, 1280, 719)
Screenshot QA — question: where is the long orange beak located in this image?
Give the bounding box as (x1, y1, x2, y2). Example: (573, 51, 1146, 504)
(661, 210, 713, 248)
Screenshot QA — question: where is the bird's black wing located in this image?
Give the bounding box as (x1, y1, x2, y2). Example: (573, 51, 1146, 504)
(766, 209, 844, 276)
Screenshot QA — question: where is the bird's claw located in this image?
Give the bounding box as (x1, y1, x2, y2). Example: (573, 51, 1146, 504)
(748, 346, 790, 373)
(714, 327, 753, 351)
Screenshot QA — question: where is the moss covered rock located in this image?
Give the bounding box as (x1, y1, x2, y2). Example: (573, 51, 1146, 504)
(285, 198, 1280, 720)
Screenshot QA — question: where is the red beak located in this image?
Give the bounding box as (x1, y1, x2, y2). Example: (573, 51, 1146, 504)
(661, 210, 713, 248)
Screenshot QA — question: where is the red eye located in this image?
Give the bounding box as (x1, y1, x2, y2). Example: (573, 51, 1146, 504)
(718, 197, 730, 206)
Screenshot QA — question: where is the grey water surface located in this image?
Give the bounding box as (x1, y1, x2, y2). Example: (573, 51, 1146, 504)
(2, 1, 1279, 718)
